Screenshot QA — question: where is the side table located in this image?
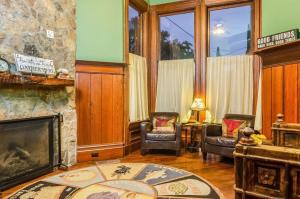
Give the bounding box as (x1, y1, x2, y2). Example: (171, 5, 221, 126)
(182, 123, 203, 152)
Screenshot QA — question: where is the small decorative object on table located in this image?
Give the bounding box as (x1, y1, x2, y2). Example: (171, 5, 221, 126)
(238, 125, 256, 146)
(57, 68, 70, 79)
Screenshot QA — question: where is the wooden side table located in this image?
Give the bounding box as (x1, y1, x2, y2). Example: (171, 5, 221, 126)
(182, 123, 203, 152)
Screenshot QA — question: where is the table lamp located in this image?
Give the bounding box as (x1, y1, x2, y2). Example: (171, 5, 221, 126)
(191, 98, 206, 123)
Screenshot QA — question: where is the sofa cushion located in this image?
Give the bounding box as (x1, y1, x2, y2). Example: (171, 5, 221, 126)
(222, 119, 246, 138)
(205, 136, 236, 148)
(153, 116, 176, 132)
(146, 133, 176, 141)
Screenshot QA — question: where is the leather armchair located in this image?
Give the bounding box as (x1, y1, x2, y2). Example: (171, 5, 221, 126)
(140, 112, 181, 156)
(201, 114, 255, 160)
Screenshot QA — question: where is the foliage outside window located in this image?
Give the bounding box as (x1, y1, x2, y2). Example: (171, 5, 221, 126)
(160, 12, 195, 60)
(209, 5, 252, 57)
(129, 6, 141, 55)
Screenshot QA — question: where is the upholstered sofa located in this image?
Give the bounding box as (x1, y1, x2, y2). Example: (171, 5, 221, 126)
(140, 112, 181, 156)
(201, 114, 255, 160)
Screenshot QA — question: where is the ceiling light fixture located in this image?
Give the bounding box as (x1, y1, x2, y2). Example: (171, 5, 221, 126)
(213, 23, 225, 35)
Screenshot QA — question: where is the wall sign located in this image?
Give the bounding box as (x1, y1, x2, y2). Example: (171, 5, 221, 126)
(257, 29, 299, 49)
(14, 54, 55, 75)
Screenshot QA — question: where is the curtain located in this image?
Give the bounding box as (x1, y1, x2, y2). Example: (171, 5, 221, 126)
(129, 53, 149, 122)
(156, 59, 195, 122)
(254, 69, 262, 130)
(206, 55, 253, 123)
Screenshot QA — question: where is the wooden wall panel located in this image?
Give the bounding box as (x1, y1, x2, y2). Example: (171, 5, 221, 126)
(90, 74, 102, 144)
(284, 64, 298, 123)
(101, 74, 114, 144)
(262, 68, 272, 138)
(112, 75, 124, 143)
(76, 62, 125, 162)
(262, 62, 300, 139)
(298, 64, 300, 123)
(271, 66, 283, 123)
(76, 73, 91, 145)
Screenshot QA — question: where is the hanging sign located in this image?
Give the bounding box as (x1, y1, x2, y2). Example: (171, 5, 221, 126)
(257, 29, 299, 49)
(14, 54, 55, 75)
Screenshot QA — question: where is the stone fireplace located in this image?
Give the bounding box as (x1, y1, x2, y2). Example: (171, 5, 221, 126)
(0, 0, 77, 166)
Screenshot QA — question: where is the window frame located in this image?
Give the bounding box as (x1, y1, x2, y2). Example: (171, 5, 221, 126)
(207, 2, 255, 57)
(128, 5, 143, 55)
(125, 0, 148, 60)
(158, 10, 196, 60)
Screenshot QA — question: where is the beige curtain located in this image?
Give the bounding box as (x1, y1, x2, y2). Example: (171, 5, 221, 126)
(254, 69, 262, 130)
(156, 59, 195, 122)
(129, 53, 149, 122)
(206, 55, 253, 123)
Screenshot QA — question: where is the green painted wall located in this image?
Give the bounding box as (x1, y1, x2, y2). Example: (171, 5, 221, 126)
(76, 0, 124, 63)
(262, 0, 300, 36)
(149, 0, 180, 5)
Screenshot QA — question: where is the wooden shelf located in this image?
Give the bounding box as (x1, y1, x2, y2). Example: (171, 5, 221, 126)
(254, 39, 300, 66)
(0, 73, 74, 87)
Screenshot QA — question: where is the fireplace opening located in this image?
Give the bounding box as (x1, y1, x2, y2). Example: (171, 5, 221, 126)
(0, 115, 61, 191)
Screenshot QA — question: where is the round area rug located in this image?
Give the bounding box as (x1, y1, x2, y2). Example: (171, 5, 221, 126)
(7, 163, 223, 199)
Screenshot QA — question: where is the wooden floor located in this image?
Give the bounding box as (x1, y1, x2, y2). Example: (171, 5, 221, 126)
(2, 150, 235, 199)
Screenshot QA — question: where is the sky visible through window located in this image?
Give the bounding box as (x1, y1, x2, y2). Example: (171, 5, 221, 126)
(160, 12, 194, 60)
(129, 6, 140, 54)
(209, 5, 252, 57)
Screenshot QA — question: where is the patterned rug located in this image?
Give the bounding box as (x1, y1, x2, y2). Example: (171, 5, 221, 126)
(6, 163, 223, 199)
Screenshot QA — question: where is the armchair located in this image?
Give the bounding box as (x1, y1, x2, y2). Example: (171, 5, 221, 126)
(201, 114, 255, 160)
(140, 112, 181, 156)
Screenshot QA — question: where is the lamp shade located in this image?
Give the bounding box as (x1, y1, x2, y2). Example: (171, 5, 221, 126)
(191, 98, 205, 111)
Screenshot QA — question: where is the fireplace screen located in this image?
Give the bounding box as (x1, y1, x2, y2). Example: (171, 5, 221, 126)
(0, 116, 60, 191)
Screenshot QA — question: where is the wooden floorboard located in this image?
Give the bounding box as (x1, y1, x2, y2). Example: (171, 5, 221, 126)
(1, 150, 235, 199)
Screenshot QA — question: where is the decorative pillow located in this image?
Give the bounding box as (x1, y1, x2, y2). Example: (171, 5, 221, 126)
(222, 119, 247, 138)
(152, 116, 176, 133)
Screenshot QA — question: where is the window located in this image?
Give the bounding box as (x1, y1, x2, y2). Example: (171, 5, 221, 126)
(160, 12, 195, 60)
(209, 5, 252, 57)
(129, 6, 141, 55)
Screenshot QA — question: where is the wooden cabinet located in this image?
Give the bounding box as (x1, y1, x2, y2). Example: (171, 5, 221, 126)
(234, 144, 300, 199)
(76, 62, 125, 162)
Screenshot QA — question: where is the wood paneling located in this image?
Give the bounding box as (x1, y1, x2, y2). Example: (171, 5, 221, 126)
(76, 62, 125, 162)
(262, 62, 300, 139)
(76, 73, 91, 145)
(284, 64, 298, 123)
(262, 67, 272, 138)
(112, 75, 124, 143)
(90, 74, 102, 144)
(271, 66, 283, 123)
(298, 64, 300, 123)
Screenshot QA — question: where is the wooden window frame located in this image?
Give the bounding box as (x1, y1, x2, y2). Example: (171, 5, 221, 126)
(149, 0, 261, 115)
(124, 0, 149, 155)
(125, 0, 149, 61)
(149, 0, 200, 112)
(207, 2, 255, 57)
(158, 10, 196, 61)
